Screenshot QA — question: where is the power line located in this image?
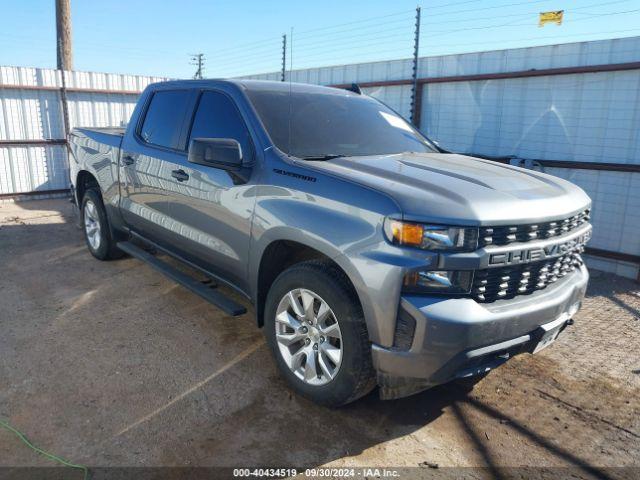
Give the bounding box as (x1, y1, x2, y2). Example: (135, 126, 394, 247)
(293, 31, 411, 56)
(292, 0, 634, 63)
(205, 42, 283, 63)
(260, 0, 637, 63)
(207, 50, 281, 70)
(291, 51, 414, 71)
(72, 0, 626, 59)
(298, 24, 410, 46)
(205, 35, 281, 55)
(210, 19, 413, 70)
(292, 0, 487, 39)
(423, 0, 560, 19)
(420, 0, 636, 26)
(421, 7, 640, 39)
(197, 0, 638, 63)
(294, 16, 414, 43)
(423, 28, 640, 51)
(570, 0, 639, 11)
(217, 38, 412, 73)
(228, 25, 640, 78)
(291, 40, 414, 65)
(572, 7, 640, 19)
(417, 0, 480, 10)
(28, 0, 607, 61)
(295, 9, 412, 38)
(290, 51, 415, 71)
(224, 2, 640, 74)
(4, 0, 639, 80)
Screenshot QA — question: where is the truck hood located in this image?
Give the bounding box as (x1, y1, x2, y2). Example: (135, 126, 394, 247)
(303, 153, 591, 225)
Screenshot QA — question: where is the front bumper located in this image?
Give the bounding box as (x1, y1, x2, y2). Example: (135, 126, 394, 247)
(372, 264, 588, 399)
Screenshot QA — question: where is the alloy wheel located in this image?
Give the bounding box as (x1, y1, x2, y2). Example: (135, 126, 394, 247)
(84, 200, 102, 251)
(274, 288, 343, 386)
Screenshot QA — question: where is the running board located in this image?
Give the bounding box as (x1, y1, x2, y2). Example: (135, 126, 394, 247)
(117, 241, 247, 316)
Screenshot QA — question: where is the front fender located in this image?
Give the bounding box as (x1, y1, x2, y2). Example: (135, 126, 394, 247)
(249, 189, 412, 346)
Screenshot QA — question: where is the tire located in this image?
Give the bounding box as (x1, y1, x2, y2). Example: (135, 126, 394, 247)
(80, 188, 123, 260)
(264, 260, 376, 407)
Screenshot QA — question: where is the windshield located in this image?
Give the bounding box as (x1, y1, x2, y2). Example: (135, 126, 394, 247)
(246, 88, 437, 158)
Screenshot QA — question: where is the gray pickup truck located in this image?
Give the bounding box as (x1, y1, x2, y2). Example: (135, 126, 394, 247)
(69, 79, 592, 406)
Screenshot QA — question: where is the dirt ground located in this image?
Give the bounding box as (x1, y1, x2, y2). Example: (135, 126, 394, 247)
(0, 199, 638, 479)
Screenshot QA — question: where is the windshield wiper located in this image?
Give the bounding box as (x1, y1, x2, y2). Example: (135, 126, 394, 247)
(299, 154, 343, 161)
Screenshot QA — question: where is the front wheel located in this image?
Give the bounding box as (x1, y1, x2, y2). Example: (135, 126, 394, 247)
(264, 260, 376, 407)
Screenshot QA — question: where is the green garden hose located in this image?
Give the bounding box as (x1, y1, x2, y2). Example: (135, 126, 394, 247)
(0, 419, 88, 480)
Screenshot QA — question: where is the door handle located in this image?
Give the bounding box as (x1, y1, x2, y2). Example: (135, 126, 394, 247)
(121, 154, 135, 166)
(171, 169, 189, 182)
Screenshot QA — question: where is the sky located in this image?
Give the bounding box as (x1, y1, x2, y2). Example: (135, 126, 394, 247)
(1, 0, 639, 79)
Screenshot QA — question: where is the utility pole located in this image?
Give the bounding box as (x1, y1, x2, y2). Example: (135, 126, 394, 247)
(190, 53, 205, 79)
(55, 0, 73, 70)
(410, 6, 421, 127)
(281, 34, 287, 82)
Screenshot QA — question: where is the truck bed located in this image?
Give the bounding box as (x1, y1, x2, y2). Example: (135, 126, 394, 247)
(77, 126, 125, 136)
(71, 127, 125, 150)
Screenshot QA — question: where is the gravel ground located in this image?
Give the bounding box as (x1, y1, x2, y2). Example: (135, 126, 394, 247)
(0, 199, 638, 479)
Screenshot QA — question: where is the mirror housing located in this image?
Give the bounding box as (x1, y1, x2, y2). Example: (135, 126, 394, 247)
(188, 138, 243, 169)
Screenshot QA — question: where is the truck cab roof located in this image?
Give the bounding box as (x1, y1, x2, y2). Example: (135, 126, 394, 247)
(146, 78, 360, 96)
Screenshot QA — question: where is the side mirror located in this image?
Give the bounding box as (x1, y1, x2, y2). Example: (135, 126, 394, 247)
(188, 138, 243, 170)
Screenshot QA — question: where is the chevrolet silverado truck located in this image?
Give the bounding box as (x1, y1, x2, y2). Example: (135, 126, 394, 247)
(69, 79, 592, 406)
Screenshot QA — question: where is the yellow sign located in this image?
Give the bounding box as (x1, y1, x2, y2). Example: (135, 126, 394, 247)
(539, 10, 564, 27)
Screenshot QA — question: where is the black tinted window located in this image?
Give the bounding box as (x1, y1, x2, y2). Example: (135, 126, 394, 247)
(246, 89, 436, 158)
(140, 90, 191, 149)
(188, 91, 253, 161)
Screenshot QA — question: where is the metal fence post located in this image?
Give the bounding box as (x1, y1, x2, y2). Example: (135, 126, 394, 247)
(410, 6, 421, 127)
(281, 34, 287, 82)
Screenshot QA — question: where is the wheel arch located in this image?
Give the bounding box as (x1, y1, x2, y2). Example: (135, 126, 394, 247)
(75, 170, 100, 205)
(255, 239, 364, 330)
(76, 169, 127, 244)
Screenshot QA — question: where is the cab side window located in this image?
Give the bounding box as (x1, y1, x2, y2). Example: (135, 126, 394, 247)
(139, 90, 191, 149)
(188, 91, 253, 162)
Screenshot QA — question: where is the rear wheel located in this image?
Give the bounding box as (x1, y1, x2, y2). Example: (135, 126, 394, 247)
(264, 260, 375, 407)
(81, 188, 123, 260)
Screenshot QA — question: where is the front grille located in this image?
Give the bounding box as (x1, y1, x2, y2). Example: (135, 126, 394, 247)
(472, 248, 585, 303)
(478, 209, 590, 248)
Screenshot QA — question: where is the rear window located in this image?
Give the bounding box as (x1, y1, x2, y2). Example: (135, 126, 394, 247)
(139, 90, 191, 149)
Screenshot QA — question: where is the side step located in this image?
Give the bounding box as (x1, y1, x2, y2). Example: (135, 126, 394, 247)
(117, 241, 247, 316)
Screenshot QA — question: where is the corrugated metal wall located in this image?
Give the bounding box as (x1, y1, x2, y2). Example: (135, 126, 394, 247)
(242, 37, 640, 279)
(0, 66, 166, 194)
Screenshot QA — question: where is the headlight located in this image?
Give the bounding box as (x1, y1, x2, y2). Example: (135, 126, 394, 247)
(403, 270, 473, 294)
(384, 218, 478, 251)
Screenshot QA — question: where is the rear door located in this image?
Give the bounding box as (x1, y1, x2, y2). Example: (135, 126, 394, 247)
(119, 89, 196, 241)
(161, 89, 257, 293)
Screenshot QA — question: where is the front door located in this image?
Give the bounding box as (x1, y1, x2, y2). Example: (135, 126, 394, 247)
(162, 89, 257, 293)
